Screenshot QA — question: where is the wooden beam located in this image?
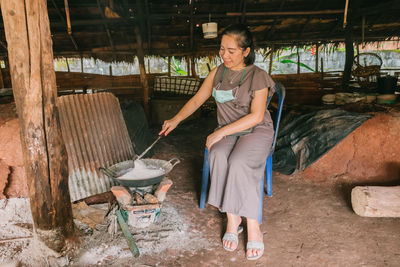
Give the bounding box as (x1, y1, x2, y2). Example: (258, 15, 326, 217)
(297, 0, 323, 39)
(145, 0, 152, 52)
(0, 0, 75, 251)
(189, 0, 194, 51)
(240, 0, 247, 24)
(227, 9, 345, 17)
(352, 186, 400, 217)
(265, 0, 286, 40)
(96, 0, 115, 54)
(50, 0, 79, 51)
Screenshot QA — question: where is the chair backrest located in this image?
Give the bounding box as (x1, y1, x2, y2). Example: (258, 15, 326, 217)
(268, 82, 286, 154)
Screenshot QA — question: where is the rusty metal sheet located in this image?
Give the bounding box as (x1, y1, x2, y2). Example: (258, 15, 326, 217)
(58, 92, 135, 202)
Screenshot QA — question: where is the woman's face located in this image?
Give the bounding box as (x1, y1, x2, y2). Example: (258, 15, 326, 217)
(219, 34, 249, 70)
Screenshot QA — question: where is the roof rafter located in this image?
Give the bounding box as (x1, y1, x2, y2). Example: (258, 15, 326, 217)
(50, 0, 79, 51)
(96, 0, 116, 54)
(265, 0, 287, 40)
(296, 0, 324, 39)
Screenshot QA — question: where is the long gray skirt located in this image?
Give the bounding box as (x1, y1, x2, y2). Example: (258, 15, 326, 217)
(207, 124, 273, 220)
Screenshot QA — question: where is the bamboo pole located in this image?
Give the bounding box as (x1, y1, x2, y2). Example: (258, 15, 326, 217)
(0, 0, 75, 251)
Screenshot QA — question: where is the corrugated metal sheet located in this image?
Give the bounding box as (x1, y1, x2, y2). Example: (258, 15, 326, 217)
(58, 92, 135, 202)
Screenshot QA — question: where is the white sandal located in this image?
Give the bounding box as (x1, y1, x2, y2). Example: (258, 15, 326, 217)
(246, 240, 264, 260)
(222, 226, 243, 251)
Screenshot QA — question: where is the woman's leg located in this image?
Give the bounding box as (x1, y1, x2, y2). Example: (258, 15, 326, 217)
(246, 218, 263, 258)
(222, 212, 242, 250)
(207, 136, 237, 209)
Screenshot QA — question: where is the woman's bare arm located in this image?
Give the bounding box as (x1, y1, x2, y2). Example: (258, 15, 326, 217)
(160, 67, 218, 135)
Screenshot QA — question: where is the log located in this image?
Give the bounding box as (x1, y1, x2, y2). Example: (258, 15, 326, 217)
(351, 186, 400, 217)
(1, 0, 75, 251)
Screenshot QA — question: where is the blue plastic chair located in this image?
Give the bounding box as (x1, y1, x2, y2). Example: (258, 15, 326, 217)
(199, 82, 286, 224)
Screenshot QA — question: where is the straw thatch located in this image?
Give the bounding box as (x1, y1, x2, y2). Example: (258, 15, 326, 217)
(0, 0, 399, 63)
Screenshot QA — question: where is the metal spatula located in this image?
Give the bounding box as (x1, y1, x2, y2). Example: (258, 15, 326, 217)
(134, 135, 163, 161)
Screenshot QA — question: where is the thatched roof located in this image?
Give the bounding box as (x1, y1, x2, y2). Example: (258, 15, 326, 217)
(1, 0, 399, 62)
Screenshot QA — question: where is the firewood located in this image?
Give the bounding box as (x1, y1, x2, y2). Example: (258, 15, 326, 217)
(144, 193, 158, 204)
(133, 192, 145, 205)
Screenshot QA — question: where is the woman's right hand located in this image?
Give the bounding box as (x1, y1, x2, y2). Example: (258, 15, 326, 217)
(159, 118, 179, 136)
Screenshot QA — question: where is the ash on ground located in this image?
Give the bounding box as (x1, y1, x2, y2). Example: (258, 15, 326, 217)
(0, 198, 215, 266)
(73, 203, 214, 266)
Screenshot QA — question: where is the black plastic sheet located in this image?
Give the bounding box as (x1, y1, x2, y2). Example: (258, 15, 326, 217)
(121, 101, 155, 157)
(272, 109, 373, 175)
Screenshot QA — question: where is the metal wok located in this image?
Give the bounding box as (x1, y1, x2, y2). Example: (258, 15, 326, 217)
(99, 158, 180, 187)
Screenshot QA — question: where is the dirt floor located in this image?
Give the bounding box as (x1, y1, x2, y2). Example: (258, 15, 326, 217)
(1, 112, 400, 266)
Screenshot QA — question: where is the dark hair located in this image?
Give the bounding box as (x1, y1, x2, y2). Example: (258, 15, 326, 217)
(221, 24, 255, 65)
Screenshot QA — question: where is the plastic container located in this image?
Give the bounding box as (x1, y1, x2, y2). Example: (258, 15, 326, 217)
(377, 94, 396, 104)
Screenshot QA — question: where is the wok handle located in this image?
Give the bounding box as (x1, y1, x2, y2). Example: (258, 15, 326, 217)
(168, 158, 181, 168)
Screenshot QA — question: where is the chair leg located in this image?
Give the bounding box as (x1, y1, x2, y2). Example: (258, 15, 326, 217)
(266, 155, 272, 197)
(258, 176, 264, 224)
(199, 148, 210, 209)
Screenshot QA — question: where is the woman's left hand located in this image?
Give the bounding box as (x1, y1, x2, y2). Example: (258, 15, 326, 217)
(206, 131, 225, 150)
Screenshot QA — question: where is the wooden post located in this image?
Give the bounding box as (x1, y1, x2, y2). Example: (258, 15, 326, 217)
(167, 56, 171, 77)
(320, 57, 324, 80)
(342, 22, 354, 90)
(352, 186, 400, 217)
(134, 25, 150, 117)
(0, 68, 4, 89)
(186, 56, 191, 77)
(66, 57, 70, 72)
(268, 45, 274, 74)
(191, 57, 198, 78)
(315, 43, 319, 73)
(297, 46, 300, 74)
(80, 55, 84, 72)
(0, 0, 75, 251)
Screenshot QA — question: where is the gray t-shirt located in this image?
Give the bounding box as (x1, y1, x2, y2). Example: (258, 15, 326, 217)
(212, 64, 275, 128)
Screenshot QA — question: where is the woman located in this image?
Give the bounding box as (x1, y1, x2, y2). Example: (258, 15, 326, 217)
(160, 24, 275, 260)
